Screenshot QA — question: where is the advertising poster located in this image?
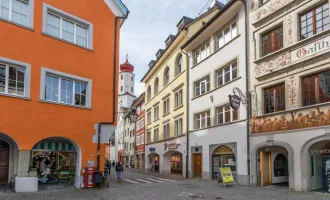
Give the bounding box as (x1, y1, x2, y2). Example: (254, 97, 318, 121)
(219, 167, 234, 184)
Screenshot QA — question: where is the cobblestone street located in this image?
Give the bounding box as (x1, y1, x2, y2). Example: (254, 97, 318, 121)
(0, 169, 329, 200)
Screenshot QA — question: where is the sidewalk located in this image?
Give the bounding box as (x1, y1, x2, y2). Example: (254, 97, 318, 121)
(124, 167, 185, 180)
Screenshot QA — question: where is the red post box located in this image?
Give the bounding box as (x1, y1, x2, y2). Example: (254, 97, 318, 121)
(83, 167, 96, 188)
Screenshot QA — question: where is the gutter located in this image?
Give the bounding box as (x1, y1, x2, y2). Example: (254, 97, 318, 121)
(243, 0, 251, 186)
(96, 13, 128, 172)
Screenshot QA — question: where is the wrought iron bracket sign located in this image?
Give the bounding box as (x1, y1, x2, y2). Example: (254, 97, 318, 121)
(228, 94, 241, 110)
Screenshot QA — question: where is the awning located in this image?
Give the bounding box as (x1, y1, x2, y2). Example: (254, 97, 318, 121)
(33, 141, 75, 152)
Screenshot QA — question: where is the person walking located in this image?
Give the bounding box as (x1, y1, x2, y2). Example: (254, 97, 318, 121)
(115, 161, 124, 180)
(107, 160, 111, 175)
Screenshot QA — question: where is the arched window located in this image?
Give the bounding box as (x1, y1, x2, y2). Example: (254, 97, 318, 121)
(164, 67, 170, 86)
(273, 153, 288, 177)
(176, 54, 182, 76)
(154, 77, 159, 95)
(212, 145, 236, 179)
(147, 85, 151, 101)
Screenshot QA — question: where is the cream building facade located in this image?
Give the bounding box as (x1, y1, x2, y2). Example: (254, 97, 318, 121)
(249, 0, 330, 192)
(141, 5, 220, 177)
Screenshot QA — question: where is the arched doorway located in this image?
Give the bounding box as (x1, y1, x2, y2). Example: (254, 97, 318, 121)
(0, 140, 9, 183)
(256, 146, 289, 187)
(147, 153, 159, 172)
(305, 140, 330, 192)
(163, 151, 183, 175)
(31, 137, 81, 187)
(212, 145, 236, 180)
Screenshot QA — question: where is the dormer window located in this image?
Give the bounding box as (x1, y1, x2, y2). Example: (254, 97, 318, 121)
(156, 49, 164, 59)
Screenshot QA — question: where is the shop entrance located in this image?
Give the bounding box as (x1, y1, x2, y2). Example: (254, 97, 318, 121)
(170, 153, 182, 174)
(147, 153, 159, 172)
(193, 153, 202, 178)
(257, 146, 288, 187)
(0, 141, 9, 183)
(308, 141, 330, 192)
(212, 145, 236, 180)
(31, 137, 81, 188)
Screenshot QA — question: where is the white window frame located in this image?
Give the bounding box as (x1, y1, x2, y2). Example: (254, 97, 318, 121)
(0, 56, 31, 98)
(141, 133, 145, 144)
(147, 110, 152, 124)
(163, 97, 170, 115)
(175, 89, 183, 108)
(194, 42, 211, 64)
(175, 118, 183, 136)
(147, 130, 151, 144)
(216, 21, 238, 50)
(194, 110, 211, 129)
(216, 104, 239, 125)
(163, 123, 170, 140)
(42, 3, 93, 49)
(136, 120, 140, 130)
(154, 106, 159, 121)
(194, 76, 210, 97)
(141, 118, 145, 128)
(0, 0, 34, 28)
(39, 67, 92, 108)
(216, 61, 238, 87)
(136, 135, 141, 146)
(153, 128, 159, 142)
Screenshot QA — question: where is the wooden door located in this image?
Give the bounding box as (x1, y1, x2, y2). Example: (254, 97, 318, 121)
(193, 154, 202, 178)
(0, 148, 9, 183)
(260, 151, 272, 186)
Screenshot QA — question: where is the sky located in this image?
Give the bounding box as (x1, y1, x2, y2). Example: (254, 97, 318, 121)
(119, 0, 215, 97)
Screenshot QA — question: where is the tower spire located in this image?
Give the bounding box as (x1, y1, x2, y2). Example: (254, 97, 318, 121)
(126, 52, 128, 61)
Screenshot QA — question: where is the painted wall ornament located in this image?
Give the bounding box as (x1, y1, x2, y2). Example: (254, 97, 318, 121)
(288, 76, 297, 108)
(254, 52, 291, 77)
(251, 106, 330, 134)
(287, 14, 294, 45)
(254, 0, 294, 21)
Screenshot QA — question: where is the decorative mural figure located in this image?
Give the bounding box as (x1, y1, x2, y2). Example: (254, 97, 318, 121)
(251, 106, 330, 134)
(288, 76, 297, 108)
(287, 14, 294, 45)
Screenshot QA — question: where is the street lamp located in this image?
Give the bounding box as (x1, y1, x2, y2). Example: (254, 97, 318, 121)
(128, 107, 138, 123)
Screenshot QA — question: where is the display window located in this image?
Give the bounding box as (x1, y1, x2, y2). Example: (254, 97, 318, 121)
(212, 145, 236, 179)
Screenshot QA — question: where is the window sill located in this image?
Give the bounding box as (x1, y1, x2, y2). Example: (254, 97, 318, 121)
(190, 119, 246, 133)
(174, 105, 184, 111)
(191, 34, 241, 69)
(38, 99, 91, 110)
(162, 112, 170, 118)
(41, 32, 93, 52)
(192, 76, 242, 100)
(0, 18, 34, 32)
(153, 118, 159, 122)
(0, 93, 31, 101)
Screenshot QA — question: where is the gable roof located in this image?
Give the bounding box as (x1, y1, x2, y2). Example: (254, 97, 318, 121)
(104, 0, 129, 26)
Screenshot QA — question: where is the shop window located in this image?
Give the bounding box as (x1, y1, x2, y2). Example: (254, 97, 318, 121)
(261, 26, 283, 57)
(264, 83, 285, 114)
(300, 3, 329, 40)
(212, 146, 236, 179)
(303, 70, 330, 106)
(273, 153, 288, 177)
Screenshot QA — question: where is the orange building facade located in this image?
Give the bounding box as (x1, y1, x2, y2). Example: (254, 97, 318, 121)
(0, 0, 128, 192)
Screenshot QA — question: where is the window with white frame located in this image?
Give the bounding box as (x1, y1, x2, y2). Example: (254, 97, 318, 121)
(147, 130, 151, 143)
(194, 110, 211, 129)
(141, 133, 145, 144)
(163, 123, 170, 139)
(0, 0, 33, 27)
(216, 22, 237, 49)
(141, 118, 144, 128)
(154, 106, 159, 121)
(141, 103, 145, 111)
(40, 68, 91, 108)
(137, 106, 140, 114)
(154, 128, 159, 142)
(216, 61, 238, 87)
(175, 89, 183, 108)
(194, 76, 210, 97)
(216, 104, 238, 125)
(136, 120, 140, 130)
(43, 3, 92, 49)
(194, 42, 211, 64)
(0, 63, 28, 96)
(147, 110, 151, 124)
(175, 118, 183, 136)
(136, 135, 141, 146)
(163, 98, 170, 115)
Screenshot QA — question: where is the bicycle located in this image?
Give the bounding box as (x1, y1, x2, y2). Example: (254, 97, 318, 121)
(3, 176, 15, 193)
(149, 165, 155, 172)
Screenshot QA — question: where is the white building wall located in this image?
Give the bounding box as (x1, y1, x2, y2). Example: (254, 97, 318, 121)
(187, 3, 248, 185)
(118, 72, 135, 95)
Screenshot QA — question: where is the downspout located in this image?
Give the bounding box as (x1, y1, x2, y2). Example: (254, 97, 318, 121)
(96, 14, 128, 172)
(243, 0, 251, 186)
(181, 49, 189, 178)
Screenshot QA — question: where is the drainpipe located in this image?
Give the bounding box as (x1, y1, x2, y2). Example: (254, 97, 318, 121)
(96, 14, 129, 172)
(243, 0, 251, 186)
(181, 49, 190, 179)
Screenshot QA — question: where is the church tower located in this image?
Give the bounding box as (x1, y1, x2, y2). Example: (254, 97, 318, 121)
(118, 55, 136, 109)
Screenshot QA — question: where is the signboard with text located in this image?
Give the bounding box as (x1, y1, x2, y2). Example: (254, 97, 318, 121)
(228, 94, 241, 110)
(218, 167, 235, 188)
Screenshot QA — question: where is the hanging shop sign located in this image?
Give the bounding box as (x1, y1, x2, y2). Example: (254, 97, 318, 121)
(228, 94, 241, 110)
(164, 141, 181, 151)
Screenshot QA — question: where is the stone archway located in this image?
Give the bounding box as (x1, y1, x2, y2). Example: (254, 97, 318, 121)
(31, 137, 82, 188)
(163, 150, 183, 175)
(211, 145, 236, 180)
(0, 132, 19, 183)
(300, 135, 330, 191)
(146, 152, 159, 172)
(250, 141, 295, 189)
